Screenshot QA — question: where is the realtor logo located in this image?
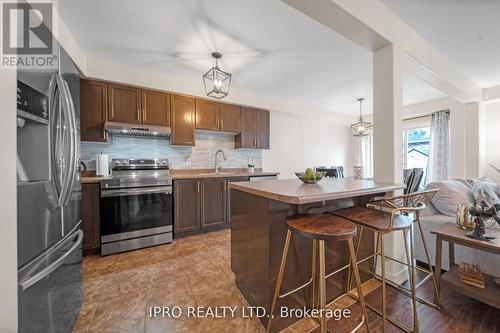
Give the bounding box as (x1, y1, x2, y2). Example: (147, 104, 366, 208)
(1, 1, 56, 69)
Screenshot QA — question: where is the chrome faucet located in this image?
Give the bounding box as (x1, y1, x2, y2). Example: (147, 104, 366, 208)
(214, 150, 227, 173)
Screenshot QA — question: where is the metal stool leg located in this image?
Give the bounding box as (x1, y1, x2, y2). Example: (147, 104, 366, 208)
(403, 228, 418, 332)
(348, 238, 371, 333)
(415, 216, 440, 307)
(380, 232, 387, 333)
(347, 226, 364, 292)
(311, 239, 318, 309)
(267, 230, 292, 333)
(318, 240, 327, 333)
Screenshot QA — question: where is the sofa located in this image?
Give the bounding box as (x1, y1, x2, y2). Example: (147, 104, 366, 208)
(416, 178, 500, 277)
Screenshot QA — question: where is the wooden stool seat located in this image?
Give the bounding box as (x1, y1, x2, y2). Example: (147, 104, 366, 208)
(268, 213, 370, 333)
(286, 214, 357, 241)
(332, 206, 413, 232)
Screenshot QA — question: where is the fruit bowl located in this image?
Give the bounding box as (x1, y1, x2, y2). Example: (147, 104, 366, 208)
(295, 171, 325, 184)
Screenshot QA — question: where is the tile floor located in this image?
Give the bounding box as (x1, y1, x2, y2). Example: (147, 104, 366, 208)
(73, 229, 265, 333)
(73, 229, 500, 333)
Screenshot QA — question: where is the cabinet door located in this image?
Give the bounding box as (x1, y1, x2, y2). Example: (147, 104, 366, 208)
(200, 178, 226, 229)
(219, 104, 242, 133)
(82, 183, 100, 253)
(80, 79, 107, 142)
(256, 109, 270, 149)
(174, 180, 200, 234)
(195, 99, 219, 130)
(108, 83, 142, 123)
(235, 107, 256, 149)
(141, 90, 170, 126)
(171, 95, 196, 146)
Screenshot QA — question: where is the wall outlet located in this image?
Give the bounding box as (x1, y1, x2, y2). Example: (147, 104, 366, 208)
(186, 158, 192, 165)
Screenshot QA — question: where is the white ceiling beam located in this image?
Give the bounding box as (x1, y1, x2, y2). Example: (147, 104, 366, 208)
(282, 0, 483, 103)
(483, 85, 500, 102)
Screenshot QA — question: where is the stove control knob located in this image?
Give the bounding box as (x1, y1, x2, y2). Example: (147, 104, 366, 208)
(114, 160, 121, 165)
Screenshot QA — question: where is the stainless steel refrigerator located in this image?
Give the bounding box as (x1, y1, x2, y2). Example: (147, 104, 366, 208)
(17, 45, 82, 333)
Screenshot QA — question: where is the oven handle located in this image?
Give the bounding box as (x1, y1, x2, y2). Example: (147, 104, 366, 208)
(101, 186, 172, 198)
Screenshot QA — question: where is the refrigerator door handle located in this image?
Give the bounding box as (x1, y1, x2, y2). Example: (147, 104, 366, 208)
(18, 229, 83, 291)
(48, 74, 63, 201)
(59, 77, 78, 206)
(55, 75, 75, 207)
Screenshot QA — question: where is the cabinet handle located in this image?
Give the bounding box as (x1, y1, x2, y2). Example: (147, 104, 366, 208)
(257, 138, 260, 148)
(197, 182, 200, 193)
(136, 108, 141, 121)
(142, 108, 146, 122)
(220, 119, 224, 129)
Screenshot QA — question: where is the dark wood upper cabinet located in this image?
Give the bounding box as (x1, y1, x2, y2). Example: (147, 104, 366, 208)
(82, 183, 100, 255)
(256, 109, 270, 149)
(80, 79, 107, 142)
(219, 104, 242, 133)
(235, 107, 270, 149)
(170, 94, 195, 146)
(200, 178, 226, 229)
(141, 90, 170, 126)
(195, 99, 219, 131)
(174, 179, 200, 235)
(236, 107, 257, 149)
(108, 83, 142, 124)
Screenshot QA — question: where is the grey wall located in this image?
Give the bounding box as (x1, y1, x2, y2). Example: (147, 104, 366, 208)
(81, 131, 262, 169)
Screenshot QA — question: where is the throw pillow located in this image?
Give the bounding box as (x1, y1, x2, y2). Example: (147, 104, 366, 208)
(472, 180, 500, 208)
(425, 179, 474, 217)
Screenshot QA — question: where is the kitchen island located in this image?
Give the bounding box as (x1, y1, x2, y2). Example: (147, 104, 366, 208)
(229, 178, 405, 331)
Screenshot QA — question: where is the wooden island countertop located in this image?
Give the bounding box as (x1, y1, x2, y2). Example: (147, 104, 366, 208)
(230, 178, 405, 204)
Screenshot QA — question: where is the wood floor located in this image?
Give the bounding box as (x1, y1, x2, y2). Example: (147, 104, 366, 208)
(74, 229, 500, 333)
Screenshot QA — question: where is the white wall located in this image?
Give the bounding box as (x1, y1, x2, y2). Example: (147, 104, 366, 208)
(480, 100, 500, 182)
(262, 110, 353, 179)
(403, 97, 466, 179)
(0, 69, 18, 332)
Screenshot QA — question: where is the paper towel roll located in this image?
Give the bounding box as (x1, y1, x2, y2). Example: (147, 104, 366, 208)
(96, 153, 109, 177)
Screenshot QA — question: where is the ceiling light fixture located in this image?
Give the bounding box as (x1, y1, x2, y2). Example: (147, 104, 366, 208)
(350, 97, 373, 137)
(203, 52, 231, 99)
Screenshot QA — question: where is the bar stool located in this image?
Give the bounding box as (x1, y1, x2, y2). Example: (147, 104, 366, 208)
(332, 194, 430, 333)
(366, 189, 440, 309)
(267, 214, 370, 333)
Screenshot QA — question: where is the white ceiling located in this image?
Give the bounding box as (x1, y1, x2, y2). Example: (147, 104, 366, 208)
(61, 0, 445, 116)
(382, 0, 500, 88)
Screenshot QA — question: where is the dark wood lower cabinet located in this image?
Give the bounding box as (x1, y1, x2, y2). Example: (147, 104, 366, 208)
(82, 183, 100, 255)
(200, 178, 226, 229)
(174, 177, 247, 237)
(173, 179, 200, 236)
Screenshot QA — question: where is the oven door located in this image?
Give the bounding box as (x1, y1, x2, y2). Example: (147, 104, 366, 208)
(100, 186, 173, 241)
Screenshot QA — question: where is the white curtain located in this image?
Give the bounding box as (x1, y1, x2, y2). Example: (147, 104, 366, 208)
(361, 135, 373, 178)
(426, 110, 451, 183)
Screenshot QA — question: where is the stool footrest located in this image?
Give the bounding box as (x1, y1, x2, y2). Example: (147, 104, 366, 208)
(278, 277, 313, 299)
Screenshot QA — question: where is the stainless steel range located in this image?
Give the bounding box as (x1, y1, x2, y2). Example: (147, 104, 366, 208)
(100, 159, 173, 255)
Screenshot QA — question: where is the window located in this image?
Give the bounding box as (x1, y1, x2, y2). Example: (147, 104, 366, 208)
(403, 126, 431, 173)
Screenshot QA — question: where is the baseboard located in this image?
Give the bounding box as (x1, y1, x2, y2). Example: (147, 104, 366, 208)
(375, 264, 408, 284)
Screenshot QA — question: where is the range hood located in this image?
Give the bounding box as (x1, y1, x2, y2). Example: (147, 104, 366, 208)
(104, 121, 171, 138)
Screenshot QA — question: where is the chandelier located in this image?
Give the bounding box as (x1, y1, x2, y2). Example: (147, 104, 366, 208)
(203, 52, 231, 99)
(351, 97, 373, 137)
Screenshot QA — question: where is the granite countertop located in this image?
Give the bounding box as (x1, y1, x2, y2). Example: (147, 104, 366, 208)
(230, 178, 405, 204)
(170, 168, 279, 180)
(80, 168, 279, 184)
(80, 176, 110, 184)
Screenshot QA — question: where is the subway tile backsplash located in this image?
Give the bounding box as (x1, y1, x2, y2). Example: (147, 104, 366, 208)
(81, 132, 262, 170)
